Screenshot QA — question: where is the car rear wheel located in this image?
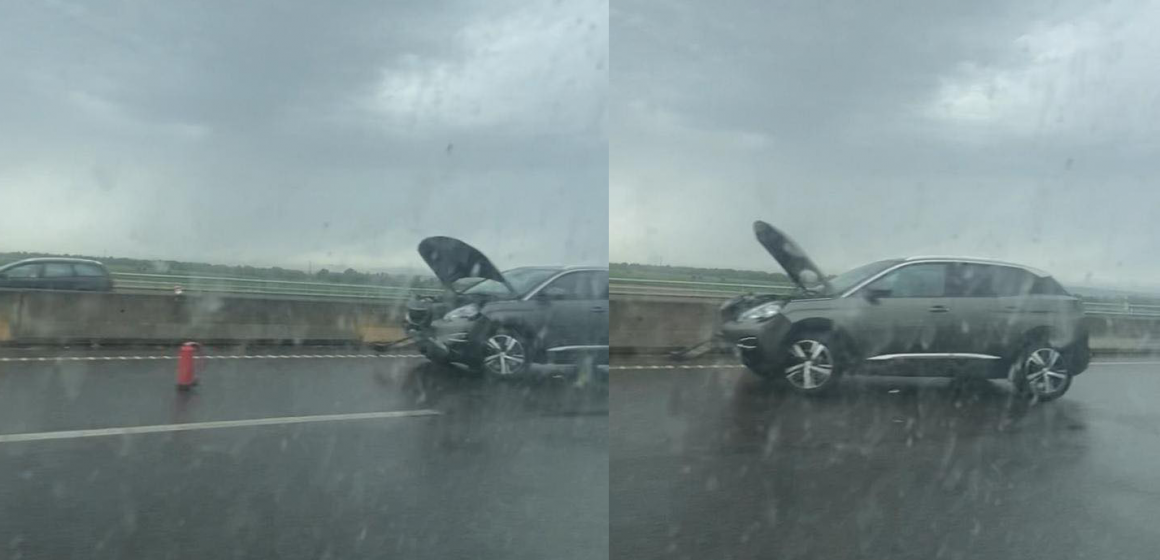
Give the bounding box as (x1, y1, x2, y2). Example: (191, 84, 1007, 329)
(480, 328, 532, 377)
(1013, 344, 1072, 402)
(780, 332, 841, 395)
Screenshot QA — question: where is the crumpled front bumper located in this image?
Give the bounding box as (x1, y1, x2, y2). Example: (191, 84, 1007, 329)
(718, 315, 793, 367)
(409, 319, 481, 364)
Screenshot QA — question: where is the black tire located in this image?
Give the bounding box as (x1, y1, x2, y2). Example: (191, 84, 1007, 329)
(478, 326, 533, 377)
(777, 331, 844, 396)
(1011, 339, 1073, 402)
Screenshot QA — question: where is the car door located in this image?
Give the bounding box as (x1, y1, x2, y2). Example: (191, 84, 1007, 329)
(534, 270, 605, 351)
(848, 262, 957, 356)
(0, 263, 44, 290)
(40, 262, 79, 290)
(586, 271, 609, 347)
(940, 263, 1003, 356)
(72, 262, 113, 291)
(991, 267, 1061, 354)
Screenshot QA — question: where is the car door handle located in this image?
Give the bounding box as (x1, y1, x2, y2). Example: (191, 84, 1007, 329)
(928, 305, 950, 313)
(590, 307, 607, 313)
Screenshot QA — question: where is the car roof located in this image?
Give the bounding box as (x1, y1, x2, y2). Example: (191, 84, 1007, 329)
(900, 256, 1050, 277)
(504, 265, 608, 272)
(0, 257, 106, 268)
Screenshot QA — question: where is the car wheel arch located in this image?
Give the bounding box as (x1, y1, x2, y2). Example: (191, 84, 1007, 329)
(484, 318, 543, 359)
(785, 317, 861, 363)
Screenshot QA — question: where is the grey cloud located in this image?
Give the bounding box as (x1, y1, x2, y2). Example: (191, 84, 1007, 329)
(612, 0, 1160, 289)
(0, 0, 607, 271)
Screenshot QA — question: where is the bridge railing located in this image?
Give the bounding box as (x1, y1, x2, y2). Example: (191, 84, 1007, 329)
(112, 272, 442, 301)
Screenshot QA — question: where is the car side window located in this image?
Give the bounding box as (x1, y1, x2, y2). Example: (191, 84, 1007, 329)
(865, 263, 947, 298)
(4, 264, 41, 278)
(991, 267, 1036, 297)
(43, 263, 75, 278)
(947, 263, 996, 297)
(73, 263, 107, 277)
(543, 271, 604, 300)
(596, 272, 609, 299)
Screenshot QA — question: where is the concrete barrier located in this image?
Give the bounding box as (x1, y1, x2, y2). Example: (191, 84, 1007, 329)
(0, 290, 406, 345)
(611, 294, 1160, 355)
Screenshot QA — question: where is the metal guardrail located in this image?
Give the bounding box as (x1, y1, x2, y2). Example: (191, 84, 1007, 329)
(610, 277, 1160, 317)
(106, 272, 1160, 317)
(112, 272, 443, 301)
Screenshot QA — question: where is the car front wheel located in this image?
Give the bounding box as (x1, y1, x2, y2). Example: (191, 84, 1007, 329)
(1013, 344, 1072, 402)
(780, 332, 842, 395)
(480, 328, 532, 377)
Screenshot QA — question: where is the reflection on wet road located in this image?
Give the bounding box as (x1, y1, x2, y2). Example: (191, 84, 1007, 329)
(0, 349, 608, 560)
(611, 358, 1160, 560)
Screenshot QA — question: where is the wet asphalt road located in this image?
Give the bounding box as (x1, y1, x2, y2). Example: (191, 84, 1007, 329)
(0, 348, 608, 560)
(610, 357, 1160, 560)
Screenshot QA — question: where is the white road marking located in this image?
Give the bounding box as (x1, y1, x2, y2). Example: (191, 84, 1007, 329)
(610, 364, 745, 370)
(609, 360, 1160, 371)
(1090, 361, 1160, 366)
(0, 354, 423, 363)
(0, 409, 441, 444)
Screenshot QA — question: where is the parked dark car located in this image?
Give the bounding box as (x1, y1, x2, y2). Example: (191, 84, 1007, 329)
(405, 237, 608, 376)
(718, 221, 1091, 401)
(0, 258, 114, 292)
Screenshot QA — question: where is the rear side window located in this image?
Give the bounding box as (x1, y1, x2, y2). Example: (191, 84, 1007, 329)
(991, 266, 1037, 297)
(947, 263, 995, 297)
(1031, 276, 1070, 296)
(866, 263, 947, 298)
(73, 263, 107, 277)
(543, 271, 606, 300)
(43, 263, 75, 277)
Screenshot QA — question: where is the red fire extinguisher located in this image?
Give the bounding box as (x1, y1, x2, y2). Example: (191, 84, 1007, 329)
(176, 342, 201, 390)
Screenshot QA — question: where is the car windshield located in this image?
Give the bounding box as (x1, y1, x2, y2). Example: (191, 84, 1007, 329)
(825, 259, 902, 295)
(461, 268, 559, 296)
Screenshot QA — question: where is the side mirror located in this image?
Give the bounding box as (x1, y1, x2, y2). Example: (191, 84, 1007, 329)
(864, 288, 891, 304)
(538, 287, 568, 301)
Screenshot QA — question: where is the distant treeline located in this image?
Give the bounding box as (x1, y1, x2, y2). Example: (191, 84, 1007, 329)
(611, 262, 790, 284)
(0, 251, 438, 287)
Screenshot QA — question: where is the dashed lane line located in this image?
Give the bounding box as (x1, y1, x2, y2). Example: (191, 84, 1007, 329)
(610, 364, 745, 370)
(0, 354, 423, 363)
(609, 360, 1160, 371)
(0, 409, 442, 445)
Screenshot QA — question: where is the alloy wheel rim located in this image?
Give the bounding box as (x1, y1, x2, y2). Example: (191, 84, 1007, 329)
(785, 340, 833, 390)
(483, 334, 526, 375)
(1025, 347, 1067, 396)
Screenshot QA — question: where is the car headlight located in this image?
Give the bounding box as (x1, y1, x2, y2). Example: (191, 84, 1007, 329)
(738, 302, 781, 322)
(443, 304, 480, 321)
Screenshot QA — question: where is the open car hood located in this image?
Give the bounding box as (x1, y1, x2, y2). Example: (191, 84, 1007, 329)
(417, 236, 514, 294)
(752, 221, 832, 294)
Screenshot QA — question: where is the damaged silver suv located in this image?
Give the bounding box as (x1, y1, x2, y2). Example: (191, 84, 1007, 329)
(405, 237, 609, 376)
(719, 222, 1092, 400)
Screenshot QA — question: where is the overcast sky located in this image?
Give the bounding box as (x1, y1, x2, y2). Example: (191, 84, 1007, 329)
(611, 0, 1160, 289)
(0, 0, 607, 272)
